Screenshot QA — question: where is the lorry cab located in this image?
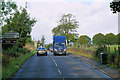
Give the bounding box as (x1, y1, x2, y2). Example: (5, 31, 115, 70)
(53, 36, 66, 56)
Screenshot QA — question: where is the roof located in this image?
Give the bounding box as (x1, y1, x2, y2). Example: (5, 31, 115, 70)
(53, 36, 66, 43)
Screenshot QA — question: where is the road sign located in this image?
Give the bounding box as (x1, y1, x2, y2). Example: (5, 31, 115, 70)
(1, 33, 19, 44)
(2, 33, 19, 38)
(2, 39, 17, 44)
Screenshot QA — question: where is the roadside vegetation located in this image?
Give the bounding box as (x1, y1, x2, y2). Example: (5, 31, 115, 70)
(2, 46, 36, 79)
(1, 0, 37, 79)
(67, 32, 120, 69)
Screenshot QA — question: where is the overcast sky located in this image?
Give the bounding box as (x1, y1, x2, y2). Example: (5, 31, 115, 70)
(12, 0, 118, 44)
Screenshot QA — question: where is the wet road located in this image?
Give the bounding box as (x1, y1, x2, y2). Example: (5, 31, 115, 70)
(13, 51, 112, 79)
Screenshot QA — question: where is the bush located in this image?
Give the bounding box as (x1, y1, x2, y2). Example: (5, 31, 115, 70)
(2, 54, 13, 68)
(2, 48, 17, 57)
(95, 45, 108, 61)
(17, 48, 30, 54)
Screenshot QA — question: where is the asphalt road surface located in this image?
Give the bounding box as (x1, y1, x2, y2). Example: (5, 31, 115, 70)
(13, 51, 113, 80)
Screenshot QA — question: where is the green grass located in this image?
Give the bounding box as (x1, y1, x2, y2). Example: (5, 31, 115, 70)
(2, 50, 36, 79)
(67, 45, 120, 70)
(110, 45, 119, 54)
(80, 46, 97, 51)
(67, 48, 95, 59)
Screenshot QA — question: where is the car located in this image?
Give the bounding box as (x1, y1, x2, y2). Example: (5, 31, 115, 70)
(37, 47, 47, 56)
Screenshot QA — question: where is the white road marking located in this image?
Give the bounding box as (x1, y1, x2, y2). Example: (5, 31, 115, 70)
(55, 62, 58, 67)
(58, 69, 61, 75)
(50, 53, 63, 76)
(53, 59, 56, 63)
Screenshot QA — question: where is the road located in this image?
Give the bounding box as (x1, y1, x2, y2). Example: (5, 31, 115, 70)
(13, 51, 113, 80)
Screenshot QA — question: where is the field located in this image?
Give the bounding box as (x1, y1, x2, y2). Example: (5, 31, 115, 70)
(110, 45, 119, 54)
(67, 45, 120, 69)
(73, 45, 119, 54)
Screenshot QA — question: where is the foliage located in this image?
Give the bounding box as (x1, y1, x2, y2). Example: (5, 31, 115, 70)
(117, 33, 120, 45)
(37, 40, 41, 47)
(67, 48, 95, 59)
(52, 13, 79, 45)
(2, 50, 36, 79)
(110, 0, 120, 13)
(2, 4, 37, 48)
(41, 35, 45, 47)
(110, 45, 119, 54)
(0, 0, 17, 26)
(104, 33, 117, 45)
(45, 43, 52, 50)
(92, 33, 105, 46)
(77, 35, 91, 47)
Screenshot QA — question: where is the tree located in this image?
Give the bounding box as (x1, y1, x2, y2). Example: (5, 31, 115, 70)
(110, 0, 120, 13)
(0, 0, 17, 26)
(45, 43, 52, 50)
(2, 4, 37, 48)
(104, 33, 117, 45)
(52, 13, 79, 45)
(37, 40, 41, 48)
(117, 33, 120, 45)
(77, 35, 91, 47)
(41, 35, 45, 47)
(92, 33, 105, 46)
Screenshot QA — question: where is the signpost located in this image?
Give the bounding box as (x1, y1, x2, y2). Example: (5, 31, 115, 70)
(1, 33, 19, 44)
(1, 33, 19, 57)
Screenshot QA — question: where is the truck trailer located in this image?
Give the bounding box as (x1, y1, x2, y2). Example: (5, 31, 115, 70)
(53, 36, 66, 56)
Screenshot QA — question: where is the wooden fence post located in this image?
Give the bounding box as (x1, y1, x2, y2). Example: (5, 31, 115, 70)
(114, 47, 116, 54)
(107, 45, 111, 64)
(108, 46, 110, 54)
(118, 47, 120, 68)
(118, 47, 120, 55)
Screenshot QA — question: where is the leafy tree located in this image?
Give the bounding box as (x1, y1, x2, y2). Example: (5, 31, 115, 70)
(52, 13, 79, 45)
(110, 0, 120, 13)
(2, 5, 37, 48)
(45, 43, 52, 50)
(92, 33, 105, 46)
(37, 40, 41, 48)
(104, 33, 117, 45)
(77, 35, 91, 47)
(117, 33, 120, 45)
(41, 35, 45, 47)
(0, 0, 17, 26)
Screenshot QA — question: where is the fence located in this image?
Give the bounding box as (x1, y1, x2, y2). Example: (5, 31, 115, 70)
(67, 45, 120, 69)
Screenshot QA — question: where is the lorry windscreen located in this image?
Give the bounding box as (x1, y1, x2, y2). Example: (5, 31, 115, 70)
(61, 43, 65, 47)
(55, 43, 65, 47)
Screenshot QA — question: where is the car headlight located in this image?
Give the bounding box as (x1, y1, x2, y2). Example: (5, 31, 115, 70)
(64, 49, 66, 51)
(55, 49, 57, 51)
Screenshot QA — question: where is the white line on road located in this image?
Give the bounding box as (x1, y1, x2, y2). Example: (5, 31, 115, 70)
(58, 69, 61, 75)
(55, 62, 58, 67)
(53, 59, 56, 63)
(50, 53, 64, 79)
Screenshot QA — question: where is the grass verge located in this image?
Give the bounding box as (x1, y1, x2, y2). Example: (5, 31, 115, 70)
(67, 48, 95, 59)
(2, 50, 36, 80)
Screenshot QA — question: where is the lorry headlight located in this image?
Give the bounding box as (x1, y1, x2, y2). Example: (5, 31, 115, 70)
(55, 49, 57, 51)
(64, 49, 66, 51)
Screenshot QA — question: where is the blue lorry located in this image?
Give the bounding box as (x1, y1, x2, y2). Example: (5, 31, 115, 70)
(53, 36, 66, 56)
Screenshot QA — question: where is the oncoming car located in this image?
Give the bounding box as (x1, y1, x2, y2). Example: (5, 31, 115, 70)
(37, 47, 47, 56)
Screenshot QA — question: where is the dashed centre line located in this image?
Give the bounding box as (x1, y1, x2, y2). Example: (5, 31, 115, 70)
(50, 54, 62, 76)
(55, 62, 58, 67)
(58, 69, 61, 75)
